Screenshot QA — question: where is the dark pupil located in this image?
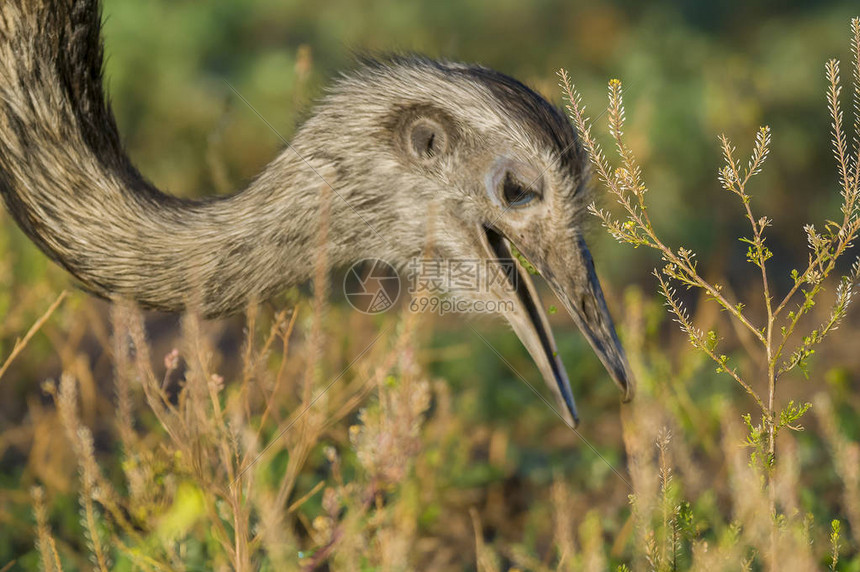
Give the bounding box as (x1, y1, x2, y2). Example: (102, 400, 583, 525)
(502, 172, 537, 206)
(412, 125, 436, 158)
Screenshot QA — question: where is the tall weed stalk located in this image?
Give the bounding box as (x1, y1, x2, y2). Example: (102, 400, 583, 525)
(560, 16, 860, 570)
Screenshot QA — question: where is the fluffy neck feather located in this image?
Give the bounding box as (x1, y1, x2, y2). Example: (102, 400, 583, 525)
(0, 0, 403, 316)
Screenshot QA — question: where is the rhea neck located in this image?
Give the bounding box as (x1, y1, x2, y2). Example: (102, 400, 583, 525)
(0, 0, 407, 316)
(129, 138, 400, 316)
(5, 112, 394, 316)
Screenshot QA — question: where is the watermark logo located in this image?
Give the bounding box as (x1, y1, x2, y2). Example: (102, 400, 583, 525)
(406, 258, 517, 315)
(406, 258, 517, 296)
(343, 257, 518, 315)
(343, 259, 401, 314)
(408, 296, 515, 315)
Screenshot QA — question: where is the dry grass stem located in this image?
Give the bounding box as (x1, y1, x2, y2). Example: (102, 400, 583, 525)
(0, 290, 67, 382)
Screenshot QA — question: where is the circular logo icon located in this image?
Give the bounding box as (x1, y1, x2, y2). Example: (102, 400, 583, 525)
(343, 259, 401, 314)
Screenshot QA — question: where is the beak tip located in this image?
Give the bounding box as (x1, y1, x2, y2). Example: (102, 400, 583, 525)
(621, 372, 636, 403)
(562, 397, 580, 428)
(617, 369, 636, 403)
(621, 386, 635, 403)
(565, 407, 580, 429)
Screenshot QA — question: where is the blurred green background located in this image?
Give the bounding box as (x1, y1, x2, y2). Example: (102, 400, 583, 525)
(96, 0, 860, 425)
(102, 0, 858, 289)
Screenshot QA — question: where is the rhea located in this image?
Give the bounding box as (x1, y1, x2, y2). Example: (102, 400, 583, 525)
(0, 0, 633, 426)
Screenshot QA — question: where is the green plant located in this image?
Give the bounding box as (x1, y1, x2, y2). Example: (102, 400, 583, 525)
(560, 16, 860, 570)
(6, 8, 860, 571)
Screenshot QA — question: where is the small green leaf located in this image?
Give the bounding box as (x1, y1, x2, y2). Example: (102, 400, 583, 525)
(509, 244, 539, 275)
(705, 330, 718, 351)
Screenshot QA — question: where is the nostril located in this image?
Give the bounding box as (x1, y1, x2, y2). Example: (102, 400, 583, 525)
(580, 296, 600, 325)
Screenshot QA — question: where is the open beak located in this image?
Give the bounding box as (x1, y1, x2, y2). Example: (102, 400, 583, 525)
(482, 225, 634, 427)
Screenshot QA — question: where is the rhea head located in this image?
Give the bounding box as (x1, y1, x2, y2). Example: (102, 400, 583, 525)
(293, 57, 635, 426)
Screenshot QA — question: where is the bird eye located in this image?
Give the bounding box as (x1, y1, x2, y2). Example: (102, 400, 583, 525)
(500, 172, 541, 208)
(403, 115, 449, 163)
(411, 123, 439, 158)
